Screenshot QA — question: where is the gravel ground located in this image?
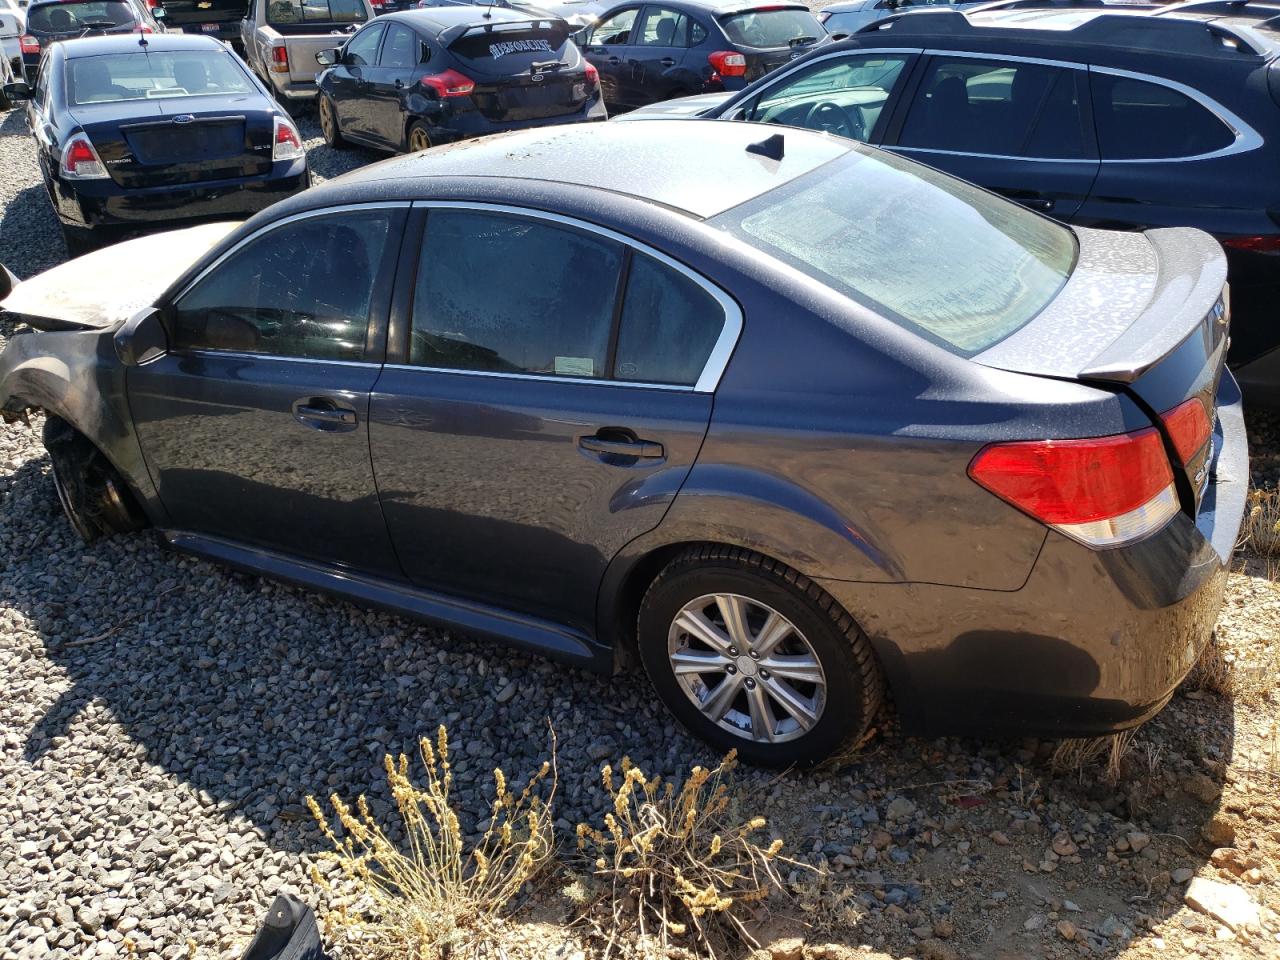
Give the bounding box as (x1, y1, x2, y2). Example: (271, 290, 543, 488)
(2, 103, 1280, 960)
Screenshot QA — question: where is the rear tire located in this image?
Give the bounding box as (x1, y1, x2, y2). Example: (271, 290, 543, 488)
(318, 94, 347, 149)
(637, 545, 884, 768)
(60, 224, 95, 258)
(405, 119, 431, 154)
(42, 417, 146, 544)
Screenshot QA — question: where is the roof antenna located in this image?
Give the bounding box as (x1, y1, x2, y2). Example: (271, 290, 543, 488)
(746, 132, 784, 161)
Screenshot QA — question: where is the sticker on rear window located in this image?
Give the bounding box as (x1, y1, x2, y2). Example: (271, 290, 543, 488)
(554, 356, 594, 377)
(489, 38, 552, 58)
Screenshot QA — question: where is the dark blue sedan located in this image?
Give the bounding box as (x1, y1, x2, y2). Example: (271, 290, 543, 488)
(3, 33, 308, 254)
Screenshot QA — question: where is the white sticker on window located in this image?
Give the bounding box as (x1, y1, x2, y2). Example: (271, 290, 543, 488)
(554, 356, 594, 377)
(489, 38, 552, 59)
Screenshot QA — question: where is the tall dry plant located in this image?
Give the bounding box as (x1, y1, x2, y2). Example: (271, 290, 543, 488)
(308, 725, 556, 960)
(573, 750, 789, 958)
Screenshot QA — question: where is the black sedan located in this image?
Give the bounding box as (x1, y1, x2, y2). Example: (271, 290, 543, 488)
(0, 120, 1248, 766)
(19, 0, 161, 83)
(315, 7, 605, 153)
(3, 33, 308, 254)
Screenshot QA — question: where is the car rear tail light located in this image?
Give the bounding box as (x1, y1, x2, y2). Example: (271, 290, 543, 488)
(136, 24, 153, 33)
(967, 428, 1178, 548)
(420, 68, 474, 97)
(60, 133, 108, 180)
(1161, 398, 1212, 465)
(1220, 234, 1280, 253)
(20, 34, 39, 55)
(583, 59, 598, 88)
(707, 50, 747, 78)
(272, 116, 304, 161)
(270, 44, 289, 74)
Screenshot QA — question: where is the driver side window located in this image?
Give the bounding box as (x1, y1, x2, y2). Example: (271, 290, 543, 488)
(748, 53, 910, 143)
(344, 22, 384, 66)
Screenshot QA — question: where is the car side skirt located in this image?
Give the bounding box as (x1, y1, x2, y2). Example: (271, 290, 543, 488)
(163, 531, 613, 673)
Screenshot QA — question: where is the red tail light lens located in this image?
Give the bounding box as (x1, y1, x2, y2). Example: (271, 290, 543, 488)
(61, 134, 108, 180)
(272, 116, 304, 161)
(1162, 398, 1212, 465)
(270, 44, 289, 73)
(421, 68, 475, 97)
(583, 59, 598, 87)
(1221, 235, 1280, 253)
(20, 34, 40, 55)
(136, 24, 153, 33)
(968, 429, 1178, 548)
(707, 50, 747, 77)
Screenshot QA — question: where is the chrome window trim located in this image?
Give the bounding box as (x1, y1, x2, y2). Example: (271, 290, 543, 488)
(731, 46, 924, 110)
(169, 349, 381, 367)
(921, 47, 1087, 71)
(407, 200, 744, 394)
(381, 364, 695, 392)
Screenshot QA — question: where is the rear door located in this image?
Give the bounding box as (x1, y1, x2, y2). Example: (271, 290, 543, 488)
(626, 6, 692, 101)
(368, 204, 739, 633)
(885, 53, 1100, 219)
(583, 5, 641, 106)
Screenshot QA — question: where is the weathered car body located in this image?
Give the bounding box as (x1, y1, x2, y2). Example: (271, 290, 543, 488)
(239, 0, 374, 107)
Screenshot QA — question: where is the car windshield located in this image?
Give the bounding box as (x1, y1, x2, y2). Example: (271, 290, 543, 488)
(266, 0, 366, 25)
(717, 8, 823, 47)
(712, 147, 1076, 356)
(27, 0, 134, 31)
(66, 51, 257, 103)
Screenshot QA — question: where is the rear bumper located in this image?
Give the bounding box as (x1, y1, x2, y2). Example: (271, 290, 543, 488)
(173, 21, 243, 46)
(820, 373, 1248, 739)
(52, 160, 307, 231)
(418, 95, 608, 145)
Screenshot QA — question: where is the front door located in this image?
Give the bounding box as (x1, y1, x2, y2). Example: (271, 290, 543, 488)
(332, 21, 385, 139)
(128, 205, 408, 575)
(886, 54, 1100, 220)
(584, 6, 641, 108)
(369, 205, 737, 633)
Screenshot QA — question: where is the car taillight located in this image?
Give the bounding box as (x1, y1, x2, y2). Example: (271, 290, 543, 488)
(20, 34, 39, 55)
(1221, 234, 1280, 253)
(1162, 398, 1212, 465)
(420, 68, 474, 97)
(583, 59, 598, 87)
(61, 134, 108, 180)
(272, 116, 304, 161)
(707, 50, 747, 78)
(136, 24, 153, 33)
(967, 428, 1178, 548)
(270, 44, 289, 73)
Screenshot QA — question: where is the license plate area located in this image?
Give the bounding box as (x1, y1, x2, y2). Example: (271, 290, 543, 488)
(201, 22, 220, 32)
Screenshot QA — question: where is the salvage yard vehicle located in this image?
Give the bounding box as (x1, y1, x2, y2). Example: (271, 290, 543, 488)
(618, 4, 1280, 407)
(4, 33, 308, 254)
(240, 0, 373, 111)
(18, 0, 161, 83)
(1, 0, 24, 107)
(580, 0, 824, 111)
(155, 0, 249, 51)
(816, 0, 984, 39)
(315, 7, 605, 152)
(0, 120, 1248, 767)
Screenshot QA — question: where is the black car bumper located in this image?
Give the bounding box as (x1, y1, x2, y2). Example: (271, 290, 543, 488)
(51, 160, 308, 233)
(820, 373, 1249, 739)
(172, 21, 243, 47)
(415, 96, 607, 146)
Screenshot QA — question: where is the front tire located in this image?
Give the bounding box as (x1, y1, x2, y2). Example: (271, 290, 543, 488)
(318, 94, 347, 149)
(637, 546, 884, 768)
(43, 417, 146, 543)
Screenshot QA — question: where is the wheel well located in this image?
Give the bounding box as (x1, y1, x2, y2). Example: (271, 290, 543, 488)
(42, 414, 148, 534)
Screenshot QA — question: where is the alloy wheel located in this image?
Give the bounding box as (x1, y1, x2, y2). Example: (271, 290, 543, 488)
(408, 127, 430, 152)
(667, 593, 826, 745)
(319, 98, 335, 141)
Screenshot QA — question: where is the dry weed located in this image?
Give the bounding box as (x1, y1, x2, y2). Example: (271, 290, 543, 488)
(573, 750, 790, 958)
(1242, 488, 1280, 558)
(1050, 729, 1137, 785)
(308, 725, 556, 960)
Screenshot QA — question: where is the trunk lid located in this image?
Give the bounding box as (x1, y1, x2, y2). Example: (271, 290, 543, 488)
(975, 225, 1229, 515)
(160, 0, 247, 30)
(73, 99, 274, 187)
(714, 7, 824, 82)
(446, 20, 591, 122)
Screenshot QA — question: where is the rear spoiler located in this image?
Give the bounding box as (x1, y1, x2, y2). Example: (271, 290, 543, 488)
(438, 16, 570, 46)
(712, 2, 810, 16)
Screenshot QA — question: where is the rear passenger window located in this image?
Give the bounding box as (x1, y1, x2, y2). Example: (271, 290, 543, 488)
(379, 24, 420, 69)
(635, 7, 690, 46)
(614, 254, 724, 386)
(410, 211, 623, 378)
(899, 58, 1088, 159)
(1090, 73, 1234, 160)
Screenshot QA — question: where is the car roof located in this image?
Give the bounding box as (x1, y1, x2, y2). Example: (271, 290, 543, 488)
(596, 0, 809, 13)
(56, 32, 225, 58)
(329, 119, 852, 219)
(384, 5, 564, 29)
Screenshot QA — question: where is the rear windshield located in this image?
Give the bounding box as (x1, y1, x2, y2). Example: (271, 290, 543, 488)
(66, 50, 256, 103)
(28, 0, 135, 32)
(717, 8, 823, 47)
(712, 148, 1076, 356)
(266, 0, 366, 25)
(448, 20, 571, 67)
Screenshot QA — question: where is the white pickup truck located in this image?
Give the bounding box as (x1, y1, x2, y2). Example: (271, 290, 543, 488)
(240, 0, 373, 110)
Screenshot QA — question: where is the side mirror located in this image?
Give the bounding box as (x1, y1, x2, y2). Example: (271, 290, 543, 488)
(315, 47, 338, 65)
(3, 81, 31, 101)
(114, 306, 168, 366)
(151, 5, 167, 17)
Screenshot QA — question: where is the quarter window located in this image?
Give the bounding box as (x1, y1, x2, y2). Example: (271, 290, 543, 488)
(343, 23, 384, 66)
(749, 54, 910, 142)
(899, 58, 1088, 159)
(410, 211, 623, 378)
(614, 254, 724, 386)
(171, 212, 394, 361)
(1090, 73, 1234, 160)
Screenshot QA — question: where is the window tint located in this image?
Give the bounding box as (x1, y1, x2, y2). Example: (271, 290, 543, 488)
(614, 254, 723, 386)
(343, 23, 383, 65)
(1091, 73, 1233, 160)
(899, 58, 1087, 159)
(749, 54, 908, 142)
(410, 211, 623, 378)
(67, 51, 256, 105)
(28, 1, 134, 32)
(380, 24, 420, 68)
(172, 213, 393, 361)
(717, 8, 823, 47)
(267, 0, 366, 24)
(636, 7, 689, 46)
(712, 148, 1076, 356)
(592, 7, 638, 44)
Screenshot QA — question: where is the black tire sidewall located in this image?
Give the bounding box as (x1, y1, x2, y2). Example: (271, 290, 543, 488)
(638, 562, 872, 767)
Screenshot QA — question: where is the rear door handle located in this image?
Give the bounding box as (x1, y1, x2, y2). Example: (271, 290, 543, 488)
(998, 189, 1056, 213)
(606, 56, 621, 64)
(660, 57, 675, 66)
(579, 433, 664, 459)
(293, 397, 358, 432)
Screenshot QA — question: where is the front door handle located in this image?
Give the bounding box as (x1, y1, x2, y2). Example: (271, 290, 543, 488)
(293, 397, 358, 432)
(660, 57, 675, 66)
(606, 56, 621, 64)
(394, 78, 404, 88)
(997, 189, 1056, 213)
(579, 433, 664, 459)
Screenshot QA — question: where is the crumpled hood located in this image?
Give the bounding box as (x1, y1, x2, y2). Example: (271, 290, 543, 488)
(0, 222, 239, 331)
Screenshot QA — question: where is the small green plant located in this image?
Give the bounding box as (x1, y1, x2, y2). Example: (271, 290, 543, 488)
(308, 726, 555, 960)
